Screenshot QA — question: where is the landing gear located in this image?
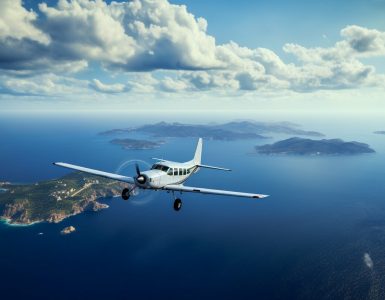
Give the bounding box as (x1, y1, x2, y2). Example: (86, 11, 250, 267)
(121, 188, 130, 200)
(173, 198, 182, 211)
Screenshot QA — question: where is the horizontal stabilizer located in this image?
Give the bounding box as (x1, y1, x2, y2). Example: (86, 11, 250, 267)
(151, 157, 167, 162)
(196, 164, 231, 171)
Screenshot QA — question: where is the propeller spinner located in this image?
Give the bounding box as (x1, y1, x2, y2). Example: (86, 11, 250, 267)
(135, 163, 147, 185)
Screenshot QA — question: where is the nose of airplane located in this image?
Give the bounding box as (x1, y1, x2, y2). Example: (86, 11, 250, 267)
(136, 174, 147, 184)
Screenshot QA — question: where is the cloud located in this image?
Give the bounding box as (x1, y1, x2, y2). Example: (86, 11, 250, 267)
(341, 25, 385, 55)
(0, 0, 385, 96)
(38, 0, 221, 71)
(0, 0, 49, 44)
(364, 253, 373, 269)
(159, 77, 189, 92)
(0, 73, 88, 96)
(90, 79, 127, 93)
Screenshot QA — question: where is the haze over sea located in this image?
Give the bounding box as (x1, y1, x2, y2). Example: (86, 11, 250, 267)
(1, 112, 385, 299)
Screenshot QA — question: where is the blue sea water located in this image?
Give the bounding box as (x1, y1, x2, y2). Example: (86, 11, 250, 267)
(1, 113, 385, 299)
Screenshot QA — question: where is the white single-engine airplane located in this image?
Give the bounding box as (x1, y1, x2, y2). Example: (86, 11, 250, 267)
(54, 138, 268, 211)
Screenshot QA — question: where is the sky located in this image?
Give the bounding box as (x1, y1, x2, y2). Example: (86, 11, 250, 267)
(1, 0, 385, 113)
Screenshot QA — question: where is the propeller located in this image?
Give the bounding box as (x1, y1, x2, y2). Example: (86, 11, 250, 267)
(135, 163, 146, 184)
(114, 159, 154, 205)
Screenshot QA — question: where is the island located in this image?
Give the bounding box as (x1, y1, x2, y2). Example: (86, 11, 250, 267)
(99, 121, 324, 141)
(61, 226, 76, 235)
(255, 137, 375, 155)
(0, 172, 130, 225)
(374, 131, 385, 135)
(110, 138, 164, 150)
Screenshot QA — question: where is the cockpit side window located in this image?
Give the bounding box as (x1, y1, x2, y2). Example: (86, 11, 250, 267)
(167, 168, 173, 175)
(152, 164, 169, 172)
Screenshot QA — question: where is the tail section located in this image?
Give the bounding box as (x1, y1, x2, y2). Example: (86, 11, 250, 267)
(193, 138, 202, 165)
(191, 138, 231, 171)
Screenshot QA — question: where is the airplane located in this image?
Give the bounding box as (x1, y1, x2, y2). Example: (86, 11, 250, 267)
(53, 138, 268, 211)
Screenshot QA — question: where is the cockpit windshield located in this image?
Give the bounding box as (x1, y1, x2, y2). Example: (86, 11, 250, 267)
(151, 164, 169, 173)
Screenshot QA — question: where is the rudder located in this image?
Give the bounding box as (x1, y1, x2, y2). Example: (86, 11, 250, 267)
(193, 138, 202, 165)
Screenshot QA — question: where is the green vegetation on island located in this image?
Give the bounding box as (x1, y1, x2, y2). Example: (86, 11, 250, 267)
(256, 137, 375, 155)
(0, 172, 128, 225)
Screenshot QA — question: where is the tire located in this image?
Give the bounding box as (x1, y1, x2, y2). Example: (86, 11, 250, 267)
(121, 188, 130, 200)
(173, 198, 182, 211)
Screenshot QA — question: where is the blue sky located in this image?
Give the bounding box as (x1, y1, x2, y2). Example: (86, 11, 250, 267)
(1, 0, 385, 113)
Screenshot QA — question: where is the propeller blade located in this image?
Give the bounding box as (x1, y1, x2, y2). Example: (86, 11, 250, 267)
(135, 163, 141, 176)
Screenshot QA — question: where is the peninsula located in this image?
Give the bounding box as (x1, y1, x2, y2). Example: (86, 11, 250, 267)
(256, 137, 375, 155)
(0, 172, 129, 225)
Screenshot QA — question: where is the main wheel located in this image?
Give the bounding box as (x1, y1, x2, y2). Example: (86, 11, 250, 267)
(173, 198, 182, 211)
(121, 188, 130, 200)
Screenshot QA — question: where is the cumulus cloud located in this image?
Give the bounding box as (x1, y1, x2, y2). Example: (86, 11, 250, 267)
(90, 79, 127, 93)
(0, 73, 88, 96)
(0, 0, 385, 95)
(0, 0, 49, 44)
(341, 25, 385, 56)
(159, 77, 189, 92)
(364, 253, 373, 269)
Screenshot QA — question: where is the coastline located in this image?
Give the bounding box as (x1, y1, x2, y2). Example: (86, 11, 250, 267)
(0, 199, 110, 227)
(0, 217, 41, 227)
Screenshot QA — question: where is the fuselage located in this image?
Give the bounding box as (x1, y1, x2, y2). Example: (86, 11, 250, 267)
(136, 160, 199, 189)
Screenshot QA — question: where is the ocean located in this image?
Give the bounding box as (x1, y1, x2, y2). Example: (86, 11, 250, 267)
(1, 112, 385, 299)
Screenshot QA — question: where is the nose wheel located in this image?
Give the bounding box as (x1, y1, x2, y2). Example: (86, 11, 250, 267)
(121, 188, 130, 200)
(173, 198, 182, 211)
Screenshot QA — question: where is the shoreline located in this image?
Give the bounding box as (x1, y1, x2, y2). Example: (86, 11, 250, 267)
(0, 217, 41, 227)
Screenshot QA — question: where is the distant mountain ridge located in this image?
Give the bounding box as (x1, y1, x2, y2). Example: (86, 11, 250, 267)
(100, 121, 324, 140)
(256, 137, 375, 155)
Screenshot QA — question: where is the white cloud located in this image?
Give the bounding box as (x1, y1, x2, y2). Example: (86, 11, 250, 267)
(0, 0, 49, 44)
(159, 77, 188, 92)
(0, 0, 385, 97)
(38, 0, 221, 71)
(0, 73, 88, 96)
(341, 25, 385, 56)
(90, 79, 126, 93)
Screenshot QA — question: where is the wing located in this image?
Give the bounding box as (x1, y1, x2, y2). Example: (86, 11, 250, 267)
(163, 184, 268, 199)
(53, 162, 135, 184)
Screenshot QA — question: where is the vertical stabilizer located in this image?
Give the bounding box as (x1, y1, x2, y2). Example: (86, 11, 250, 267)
(193, 138, 202, 165)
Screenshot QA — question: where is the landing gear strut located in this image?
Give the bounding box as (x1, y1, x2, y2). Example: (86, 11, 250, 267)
(173, 198, 182, 211)
(121, 188, 130, 200)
